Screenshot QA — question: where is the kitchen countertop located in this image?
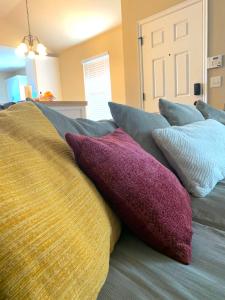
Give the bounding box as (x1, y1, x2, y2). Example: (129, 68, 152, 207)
(36, 101, 88, 106)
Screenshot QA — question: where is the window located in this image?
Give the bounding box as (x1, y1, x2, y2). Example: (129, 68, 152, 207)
(82, 53, 112, 121)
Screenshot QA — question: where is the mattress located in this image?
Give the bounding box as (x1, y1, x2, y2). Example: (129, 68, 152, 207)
(99, 222, 225, 300)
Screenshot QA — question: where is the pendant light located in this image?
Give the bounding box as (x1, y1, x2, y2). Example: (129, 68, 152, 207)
(16, 0, 47, 58)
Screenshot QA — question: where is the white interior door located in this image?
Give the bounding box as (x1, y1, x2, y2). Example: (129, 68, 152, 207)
(140, 0, 206, 112)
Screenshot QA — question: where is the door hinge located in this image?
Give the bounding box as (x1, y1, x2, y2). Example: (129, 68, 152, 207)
(142, 92, 146, 101)
(138, 36, 144, 46)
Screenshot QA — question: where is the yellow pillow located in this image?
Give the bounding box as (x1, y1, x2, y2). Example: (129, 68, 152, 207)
(0, 102, 120, 299)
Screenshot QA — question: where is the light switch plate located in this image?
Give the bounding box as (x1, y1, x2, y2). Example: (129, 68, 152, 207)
(210, 76, 222, 88)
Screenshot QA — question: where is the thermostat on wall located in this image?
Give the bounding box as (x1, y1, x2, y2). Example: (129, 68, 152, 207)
(207, 55, 223, 69)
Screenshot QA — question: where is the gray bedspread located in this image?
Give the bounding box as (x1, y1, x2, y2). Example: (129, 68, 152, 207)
(99, 222, 225, 300)
(192, 178, 225, 230)
(99, 176, 225, 300)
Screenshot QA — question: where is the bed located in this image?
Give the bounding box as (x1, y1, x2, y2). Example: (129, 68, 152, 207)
(1, 100, 225, 300)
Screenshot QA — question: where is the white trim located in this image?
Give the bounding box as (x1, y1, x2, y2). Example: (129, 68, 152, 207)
(81, 52, 109, 64)
(138, 0, 208, 107)
(202, 0, 208, 103)
(137, 27, 144, 110)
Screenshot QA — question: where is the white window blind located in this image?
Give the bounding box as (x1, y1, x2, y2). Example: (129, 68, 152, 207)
(82, 53, 112, 121)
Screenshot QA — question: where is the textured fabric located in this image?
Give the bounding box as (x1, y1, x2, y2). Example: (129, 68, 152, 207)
(108, 102, 171, 168)
(33, 100, 117, 139)
(159, 98, 204, 126)
(66, 128, 192, 264)
(152, 119, 225, 197)
(0, 102, 121, 300)
(196, 100, 225, 124)
(191, 178, 225, 230)
(99, 223, 225, 300)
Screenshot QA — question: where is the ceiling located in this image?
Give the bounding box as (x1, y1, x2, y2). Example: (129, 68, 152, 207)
(0, 0, 122, 54)
(0, 0, 21, 17)
(0, 46, 26, 72)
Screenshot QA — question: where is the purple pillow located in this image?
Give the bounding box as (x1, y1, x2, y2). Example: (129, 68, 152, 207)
(65, 128, 192, 264)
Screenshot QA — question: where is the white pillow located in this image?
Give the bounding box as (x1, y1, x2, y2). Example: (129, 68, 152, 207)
(152, 119, 225, 197)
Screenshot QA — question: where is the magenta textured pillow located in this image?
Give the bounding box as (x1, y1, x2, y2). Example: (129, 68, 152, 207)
(65, 128, 192, 264)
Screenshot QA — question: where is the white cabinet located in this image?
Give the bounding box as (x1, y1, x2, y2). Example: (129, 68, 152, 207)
(6, 75, 28, 102)
(39, 101, 87, 119)
(26, 56, 62, 100)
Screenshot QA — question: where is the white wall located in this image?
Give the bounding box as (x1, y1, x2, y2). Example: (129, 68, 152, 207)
(35, 57, 62, 100)
(0, 73, 8, 103)
(25, 59, 38, 98)
(26, 57, 62, 100)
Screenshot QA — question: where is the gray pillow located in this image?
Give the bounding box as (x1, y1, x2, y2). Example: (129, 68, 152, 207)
(159, 98, 204, 126)
(33, 101, 117, 139)
(196, 100, 225, 125)
(0, 102, 16, 110)
(108, 102, 171, 168)
(152, 119, 225, 197)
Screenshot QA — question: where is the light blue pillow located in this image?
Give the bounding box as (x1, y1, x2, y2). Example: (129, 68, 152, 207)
(152, 119, 225, 197)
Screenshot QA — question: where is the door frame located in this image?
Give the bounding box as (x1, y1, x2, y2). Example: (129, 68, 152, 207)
(138, 0, 208, 110)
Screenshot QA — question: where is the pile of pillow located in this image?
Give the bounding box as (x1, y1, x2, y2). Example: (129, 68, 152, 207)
(107, 99, 225, 198)
(65, 101, 194, 265)
(1, 97, 225, 298)
(35, 99, 194, 264)
(154, 99, 225, 197)
(65, 98, 225, 267)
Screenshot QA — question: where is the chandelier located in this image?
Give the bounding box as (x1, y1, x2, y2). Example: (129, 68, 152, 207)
(16, 0, 47, 58)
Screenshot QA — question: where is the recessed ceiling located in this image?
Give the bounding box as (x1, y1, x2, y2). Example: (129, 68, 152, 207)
(0, 0, 122, 54)
(0, 46, 26, 72)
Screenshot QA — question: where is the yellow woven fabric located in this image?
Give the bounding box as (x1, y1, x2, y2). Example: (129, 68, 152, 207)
(0, 102, 121, 300)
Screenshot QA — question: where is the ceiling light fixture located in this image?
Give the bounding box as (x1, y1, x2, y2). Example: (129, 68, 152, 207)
(16, 0, 47, 58)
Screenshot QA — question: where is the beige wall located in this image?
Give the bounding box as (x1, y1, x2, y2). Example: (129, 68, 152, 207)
(208, 0, 225, 109)
(59, 26, 125, 103)
(121, 0, 225, 109)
